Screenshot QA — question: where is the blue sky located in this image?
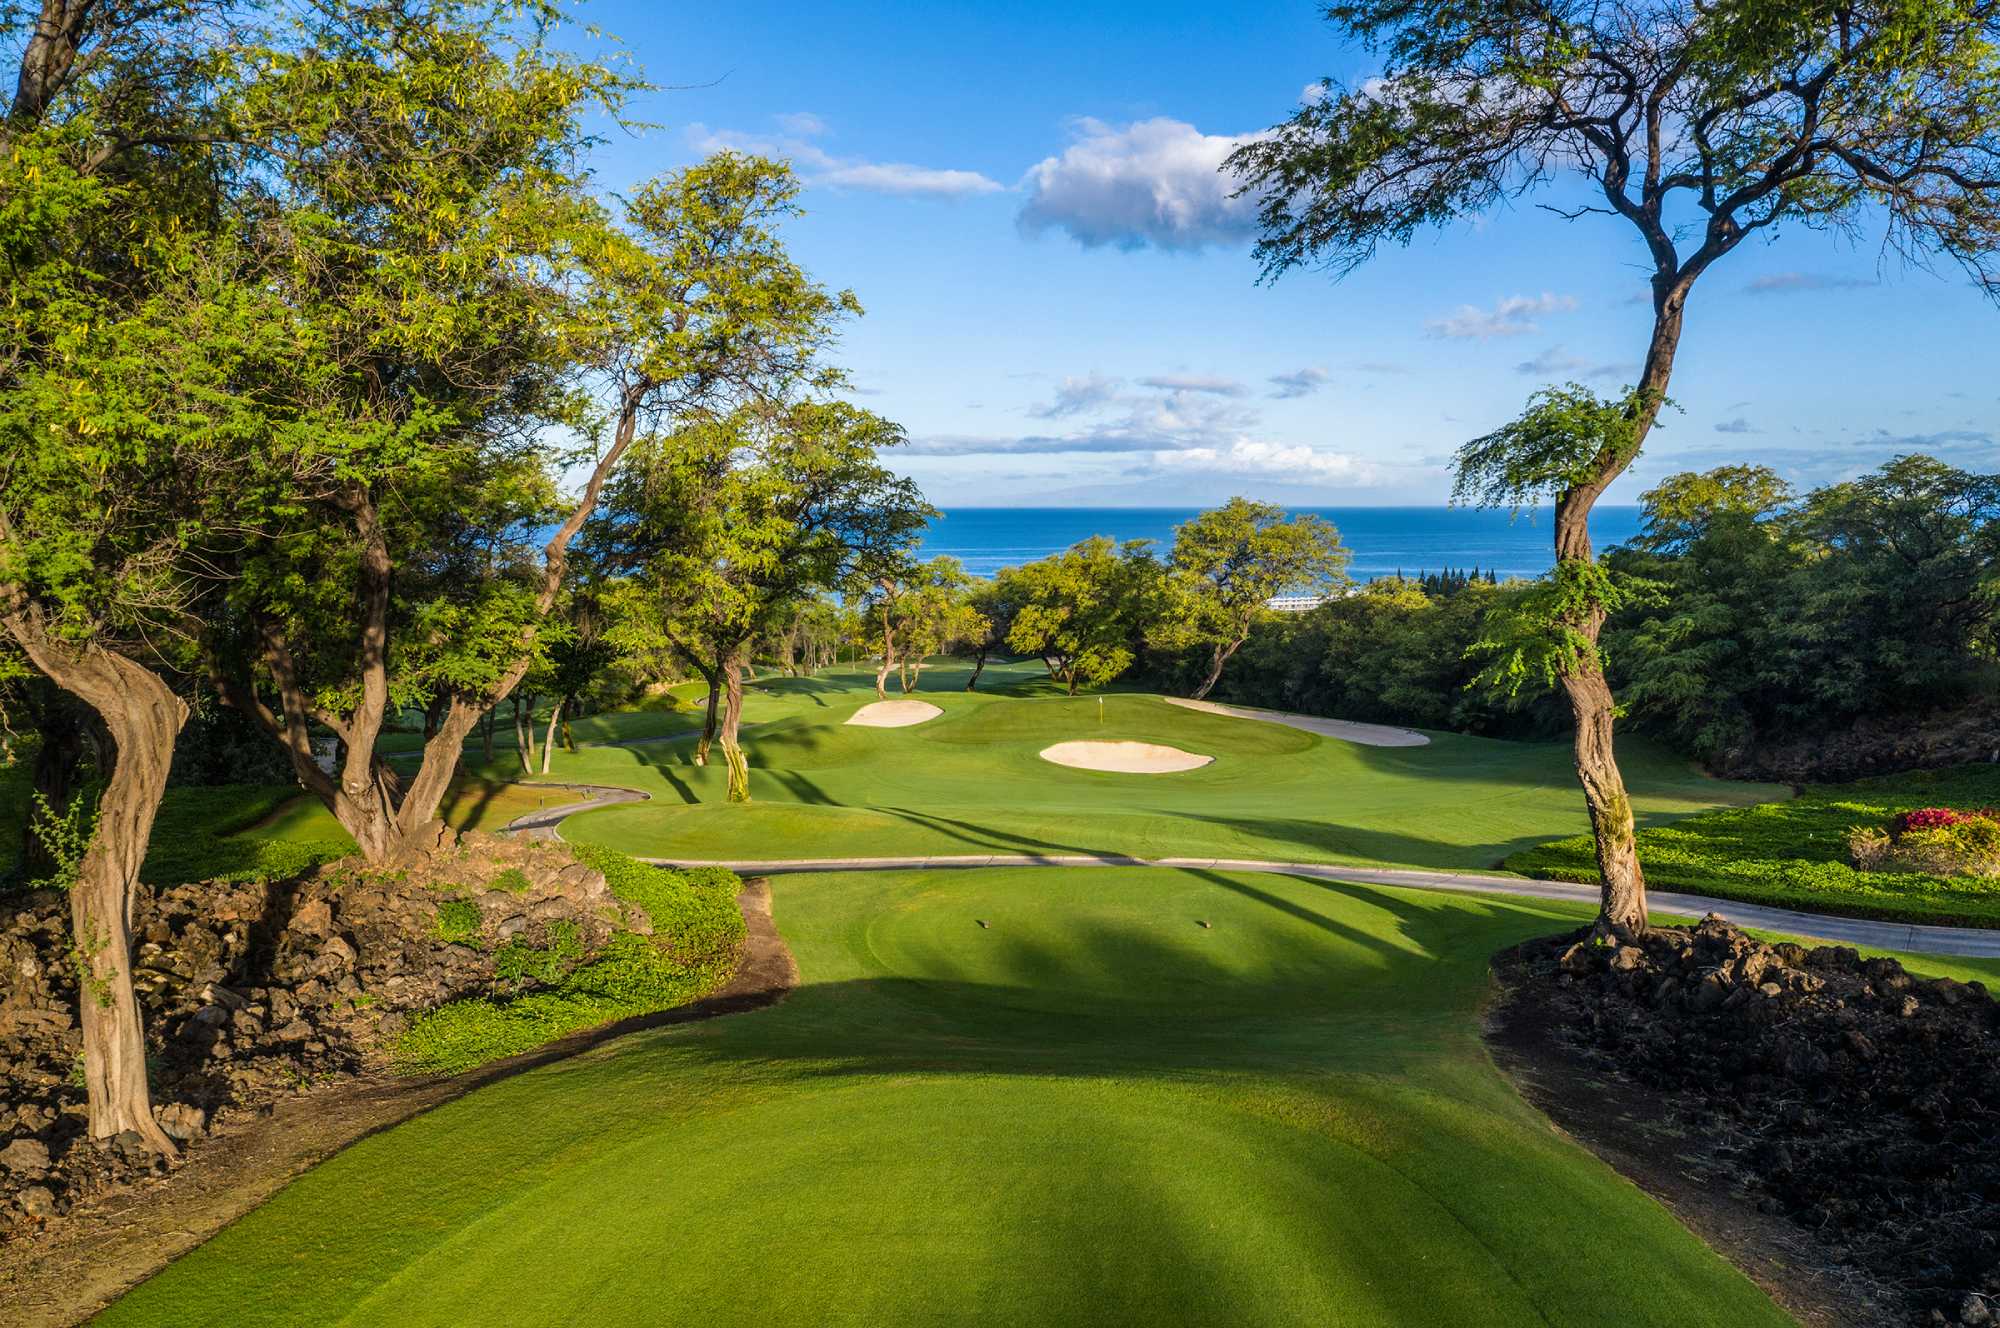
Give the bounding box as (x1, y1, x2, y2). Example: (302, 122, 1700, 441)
(582, 0, 2000, 507)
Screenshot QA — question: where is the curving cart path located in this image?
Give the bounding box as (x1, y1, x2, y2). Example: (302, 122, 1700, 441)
(505, 783, 2000, 960)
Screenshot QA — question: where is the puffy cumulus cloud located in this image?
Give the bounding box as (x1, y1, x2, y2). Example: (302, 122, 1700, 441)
(1137, 373, 1247, 396)
(1016, 117, 1265, 251)
(1426, 292, 1578, 340)
(687, 122, 1003, 199)
(1744, 271, 1878, 295)
(1150, 440, 1382, 483)
(1714, 417, 1759, 434)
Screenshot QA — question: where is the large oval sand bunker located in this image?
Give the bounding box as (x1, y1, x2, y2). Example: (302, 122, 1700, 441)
(1039, 740, 1213, 773)
(846, 700, 943, 728)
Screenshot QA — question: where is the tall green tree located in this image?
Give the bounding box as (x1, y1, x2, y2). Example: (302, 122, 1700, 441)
(596, 402, 929, 802)
(1007, 537, 1164, 695)
(1232, 0, 2000, 935)
(0, 0, 284, 1151)
(1162, 498, 1350, 700)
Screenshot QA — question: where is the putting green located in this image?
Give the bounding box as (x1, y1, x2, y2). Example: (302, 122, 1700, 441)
(514, 666, 1783, 869)
(103, 868, 1800, 1327)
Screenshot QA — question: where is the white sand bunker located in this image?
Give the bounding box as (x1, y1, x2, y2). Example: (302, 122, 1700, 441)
(1040, 740, 1213, 774)
(846, 699, 943, 728)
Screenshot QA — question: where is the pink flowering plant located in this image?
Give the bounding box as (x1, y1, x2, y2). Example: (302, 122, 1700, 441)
(1852, 807, 2000, 877)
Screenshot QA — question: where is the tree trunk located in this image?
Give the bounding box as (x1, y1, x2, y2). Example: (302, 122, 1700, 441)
(720, 650, 750, 804)
(512, 693, 535, 774)
(1190, 634, 1243, 702)
(2, 616, 183, 1152)
(966, 651, 987, 691)
(481, 708, 495, 761)
(1556, 291, 1686, 937)
(539, 695, 564, 776)
(695, 668, 719, 767)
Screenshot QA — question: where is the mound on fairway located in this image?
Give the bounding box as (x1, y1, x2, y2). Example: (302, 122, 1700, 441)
(846, 699, 943, 728)
(100, 868, 1808, 1328)
(1040, 739, 1212, 773)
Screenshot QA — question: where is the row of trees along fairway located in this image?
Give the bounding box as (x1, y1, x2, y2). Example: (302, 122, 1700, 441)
(1231, 0, 2000, 938)
(0, 2, 882, 1150)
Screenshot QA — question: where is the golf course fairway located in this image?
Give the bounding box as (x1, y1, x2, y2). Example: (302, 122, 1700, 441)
(100, 867, 1797, 1327)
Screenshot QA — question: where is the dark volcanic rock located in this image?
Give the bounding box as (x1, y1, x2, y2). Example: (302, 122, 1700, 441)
(0, 831, 638, 1239)
(1497, 915, 2000, 1327)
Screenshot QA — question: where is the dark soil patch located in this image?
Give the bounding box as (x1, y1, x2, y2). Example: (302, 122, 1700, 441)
(1489, 916, 2000, 1328)
(0, 878, 794, 1327)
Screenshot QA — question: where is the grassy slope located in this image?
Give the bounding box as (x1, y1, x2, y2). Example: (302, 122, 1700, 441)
(1509, 764, 2000, 928)
(102, 868, 1803, 1328)
(464, 664, 1781, 873)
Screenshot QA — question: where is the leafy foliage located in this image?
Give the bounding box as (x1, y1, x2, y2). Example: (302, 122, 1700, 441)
(1509, 765, 2000, 927)
(394, 850, 744, 1075)
(1005, 537, 1165, 695)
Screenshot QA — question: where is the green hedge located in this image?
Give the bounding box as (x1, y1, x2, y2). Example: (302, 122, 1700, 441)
(1507, 764, 2000, 928)
(395, 849, 745, 1075)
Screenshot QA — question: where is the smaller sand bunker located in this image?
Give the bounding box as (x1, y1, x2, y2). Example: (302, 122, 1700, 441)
(1040, 740, 1213, 774)
(846, 700, 944, 728)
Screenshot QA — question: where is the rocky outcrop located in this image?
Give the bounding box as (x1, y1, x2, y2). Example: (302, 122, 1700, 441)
(1496, 916, 2000, 1327)
(0, 831, 636, 1241)
(1716, 699, 2000, 783)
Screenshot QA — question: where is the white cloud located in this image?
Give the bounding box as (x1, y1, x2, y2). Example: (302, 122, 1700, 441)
(1714, 417, 1758, 434)
(1031, 373, 1123, 419)
(1427, 293, 1578, 340)
(1151, 440, 1381, 483)
(774, 111, 828, 137)
(1137, 373, 1247, 396)
(688, 122, 1004, 199)
(1300, 81, 1328, 105)
(1267, 367, 1330, 398)
(1016, 117, 1265, 251)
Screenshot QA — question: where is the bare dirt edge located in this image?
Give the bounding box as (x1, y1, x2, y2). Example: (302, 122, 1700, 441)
(0, 878, 798, 1328)
(1482, 955, 1890, 1328)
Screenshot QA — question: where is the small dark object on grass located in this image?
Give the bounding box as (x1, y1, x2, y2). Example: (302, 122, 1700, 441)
(1197, 920, 1211, 929)
(976, 920, 989, 929)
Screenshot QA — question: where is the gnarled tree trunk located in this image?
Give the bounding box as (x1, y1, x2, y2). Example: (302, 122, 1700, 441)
(1189, 627, 1249, 702)
(720, 649, 750, 803)
(1557, 290, 1685, 938)
(4, 613, 183, 1153)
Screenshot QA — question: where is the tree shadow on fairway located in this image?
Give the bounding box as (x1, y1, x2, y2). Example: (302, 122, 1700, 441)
(634, 884, 1580, 1085)
(870, 806, 1104, 857)
(1172, 810, 1563, 873)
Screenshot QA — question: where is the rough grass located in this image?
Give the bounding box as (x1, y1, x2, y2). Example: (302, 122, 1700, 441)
(102, 868, 1821, 1328)
(1509, 764, 2000, 927)
(393, 848, 744, 1075)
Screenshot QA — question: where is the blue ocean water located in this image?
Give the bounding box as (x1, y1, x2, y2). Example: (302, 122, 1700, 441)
(920, 507, 1645, 582)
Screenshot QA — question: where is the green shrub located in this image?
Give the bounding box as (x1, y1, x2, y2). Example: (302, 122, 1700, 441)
(435, 899, 483, 944)
(490, 867, 532, 894)
(1508, 763, 2000, 927)
(396, 851, 744, 1075)
(492, 920, 584, 985)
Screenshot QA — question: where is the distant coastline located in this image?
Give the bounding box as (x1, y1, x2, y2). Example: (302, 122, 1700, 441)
(919, 506, 1645, 581)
